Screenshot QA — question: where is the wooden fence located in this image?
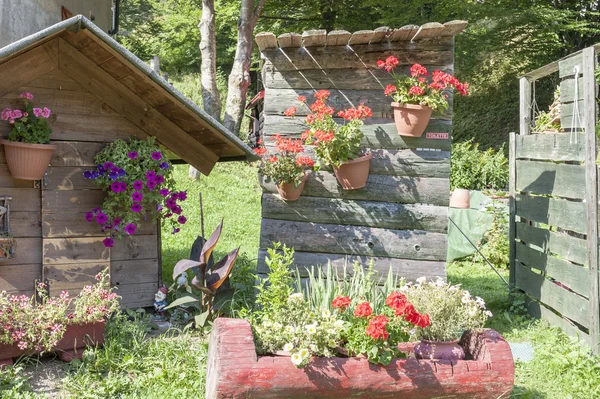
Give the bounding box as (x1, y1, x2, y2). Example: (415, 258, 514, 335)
(254, 22, 467, 281)
(510, 44, 599, 353)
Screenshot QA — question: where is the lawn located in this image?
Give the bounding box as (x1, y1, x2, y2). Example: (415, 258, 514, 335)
(2, 162, 600, 398)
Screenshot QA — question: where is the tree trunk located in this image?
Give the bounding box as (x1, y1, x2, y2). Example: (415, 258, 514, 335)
(222, 0, 266, 135)
(192, 0, 222, 180)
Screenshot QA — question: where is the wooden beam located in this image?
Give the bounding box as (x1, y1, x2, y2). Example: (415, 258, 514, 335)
(255, 32, 278, 51)
(519, 77, 532, 135)
(57, 38, 219, 175)
(509, 132, 516, 287)
(582, 46, 599, 354)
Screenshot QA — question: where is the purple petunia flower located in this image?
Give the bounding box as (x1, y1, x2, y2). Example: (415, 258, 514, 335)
(146, 181, 157, 191)
(91, 171, 99, 179)
(159, 189, 170, 196)
(163, 212, 173, 218)
(165, 198, 176, 210)
(178, 191, 188, 201)
(117, 168, 126, 177)
(97, 165, 105, 174)
(109, 172, 119, 180)
(177, 215, 187, 225)
(131, 203, 143, 213)
(146, 170, 156, 180)
(172, 228, 180, 234)
(155, 175, 165, 184)
(85, 212, 94, 222)
(159, 162, 169, 170)
(133, 180, 144, 191)
(131, 192, 143, 202)
(172, 205, 182, 215)
(151, 151, 162, 161)
(92, 207, 101, 213)
(83, 171, 92, 179)
(103, 237, 114, 248)
(127, 151, 138, 160)
(96, 212, 108, 225)
(113, 218, 121, 226)
(111, 182, 127, 193)
(124, 223, 137, 235)
(157, 204, 163, 211)
(103, 161, 115, 170)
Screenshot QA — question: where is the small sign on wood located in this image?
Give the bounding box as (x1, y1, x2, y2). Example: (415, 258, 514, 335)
(426, 132, 449, 140)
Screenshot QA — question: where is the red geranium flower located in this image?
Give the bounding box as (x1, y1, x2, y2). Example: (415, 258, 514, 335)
(354, 302, 373, 318)
(314, 90, 330, 100)
(331, 295, 351, 311)
(410, 63, 428, 77)
(384, 84, 397, 96)
(365, 315, 389, 340)
(284, 106, 297, 117)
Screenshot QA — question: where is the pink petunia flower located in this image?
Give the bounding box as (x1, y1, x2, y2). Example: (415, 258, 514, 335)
(41, 107, 51, 118)
(1, 108, 11, 120)
(19, 92, 34, 100)
(33, 108, 43, 117)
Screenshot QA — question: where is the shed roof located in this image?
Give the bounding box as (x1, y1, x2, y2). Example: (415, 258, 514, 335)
(0, 15, 258, 176)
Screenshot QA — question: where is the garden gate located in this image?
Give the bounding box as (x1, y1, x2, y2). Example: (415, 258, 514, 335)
(510, 44, 599, 353)
(254, 22, 467, 281)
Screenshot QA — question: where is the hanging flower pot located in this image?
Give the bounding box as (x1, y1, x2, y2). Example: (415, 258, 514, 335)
(333, 152, 372, 190)
(0, 139, 57, 180)
(276, 173, 308, 201)
(449, 188, 470, 209)
(414, 338, 466, 361)
(391, 103, 433, 137)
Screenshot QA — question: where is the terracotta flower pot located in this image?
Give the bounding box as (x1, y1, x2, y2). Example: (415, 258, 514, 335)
(0, 139, 57, 180)
(414, 338, 465, 361)
(450, 189, 470, 209)
(391, 102, 433, 137)
(276, 173, 308, 201)
(333, 152, 372, 190)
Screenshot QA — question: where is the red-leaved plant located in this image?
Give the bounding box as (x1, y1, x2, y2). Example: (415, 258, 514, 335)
(284, 90, 372, 168)
(332, 291, 430, 365)
(378, 57, 469, 112)
(253, 135, 315, 187)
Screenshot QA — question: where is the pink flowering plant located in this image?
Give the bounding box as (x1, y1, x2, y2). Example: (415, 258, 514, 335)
(1, 92, 52, 143)
(0, 269, 119, 353)
(83, 137, 188, 247)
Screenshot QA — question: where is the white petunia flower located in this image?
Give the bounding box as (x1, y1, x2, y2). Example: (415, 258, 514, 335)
(468, 306, 478, 316)
(283, 343, 294, 352)
(263, 321, 272, 328)
(475, 297, 486, 309)
(291, 353, 303, 366)
(310, 344, 318, 352)
(484, 310, 493, 318)
(285, 325, 295, 334)
(321, 309, 331, 318)
(288, 293, 304, 304)
(334, 320, 345, 329)
(328, 339, 337, 348)
(273, 322, 282, 330)
(416, 277, 426, 285)
(299, 348, 310, 358)
(461, 296, 471, 304)
(305, 323, 317, 334)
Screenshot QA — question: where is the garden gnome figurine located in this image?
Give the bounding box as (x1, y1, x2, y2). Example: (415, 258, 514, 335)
(153, 286, 168, 319)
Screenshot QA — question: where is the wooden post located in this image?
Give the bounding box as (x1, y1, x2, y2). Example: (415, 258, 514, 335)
(508, 132, 517, 288)
(582, 46, 599, 354)
(520, 77, 532, 136)
(150, 55, 160, 74)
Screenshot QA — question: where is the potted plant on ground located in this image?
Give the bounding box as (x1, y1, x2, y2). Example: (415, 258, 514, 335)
(253, 135, 315, 201)
(404, 277, 492, 360)
(0, 92, 57, 180)
(377, 58, 469, 137)
(83, 137, 188, 247)
(285, 91, 372, 190)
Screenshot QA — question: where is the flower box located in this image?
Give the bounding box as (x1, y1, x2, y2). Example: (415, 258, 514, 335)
(206, 318, 514, 399)
(0, 322, 105, 367)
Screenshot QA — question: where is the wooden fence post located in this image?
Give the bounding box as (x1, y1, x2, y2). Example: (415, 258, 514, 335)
(519, 77, 532, 136)
(582, 46, 599, 354)
(508, 132, 516, 288)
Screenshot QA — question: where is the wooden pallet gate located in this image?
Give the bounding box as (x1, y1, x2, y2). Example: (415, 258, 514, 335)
(510, 44, 600, 353)
(254, 22, 467, 281)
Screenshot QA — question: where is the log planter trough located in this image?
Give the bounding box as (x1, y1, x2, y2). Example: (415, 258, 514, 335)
(206, 318, 515, 399)
(0, 322, 105, 367)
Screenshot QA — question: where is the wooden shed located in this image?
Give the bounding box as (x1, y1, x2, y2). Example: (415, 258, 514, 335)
(0, 15, 256, 308)
(254, 23, 467, 281)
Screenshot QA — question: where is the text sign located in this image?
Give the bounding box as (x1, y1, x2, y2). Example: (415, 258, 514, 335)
(426, 132, 449, 140)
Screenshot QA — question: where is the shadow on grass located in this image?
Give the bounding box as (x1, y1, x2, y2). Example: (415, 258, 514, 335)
(511, 385, 548, 398)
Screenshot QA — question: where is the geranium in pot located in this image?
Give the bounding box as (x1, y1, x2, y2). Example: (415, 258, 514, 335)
(405, 277, 492, 361)
(286, 91, 372, 190)
(254, 135, 315, 201)
(0, 92, 57, 180)
(83, 137, 188, 247)
(377, 57, 469, 137)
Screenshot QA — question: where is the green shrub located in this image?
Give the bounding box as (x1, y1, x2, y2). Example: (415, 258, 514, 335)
(451, 139, 508, 190)
(476, 201, 510, 269)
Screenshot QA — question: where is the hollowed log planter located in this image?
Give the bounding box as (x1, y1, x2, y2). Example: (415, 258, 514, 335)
(0, 322, 105, 367)
(206, 318, 514, 399)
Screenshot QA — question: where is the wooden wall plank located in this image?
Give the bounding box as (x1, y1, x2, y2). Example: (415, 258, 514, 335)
(560, 101, 584, 129)
(516, 243, 589, 297)
(42, 213, 157, 238)
(515, 160, 585, 199)
(112, 259, 159, 285)
(46, 261, 108, 292)
(0, 164, 34, 188)
(326, 30, 352, 46)
(515, 262, 589, 328)
(516, 222, 587, 266)
(116, 282, 158, 309)
(302, 30, 327, 47)
(0, 264, 41, 293)
(560, 78, 584, 103)
(260, 173, 450, 205)
(263, 115, 452, 150)
(277, 33, 302, 48)
(0, 237, 42, 265)
(515, 133, 585, 162)
(50, 141, 104, 166)
(10, 212, 42, 238)
(45, 166, 97, 190)
(257, 249, 446, 282)
(43, 237, 109, 265)
(26, 69, 86, 92)
(509, 132, 517, 287)
(527, 299, 592, 347)
(42, 190, 103, 213)
(558, 54, 583, 78)
(0, 188, 40, 211)
(516, 194, 586, 234)
(259, 219, 447, 260)
(111, 235, 159, 261)
(520, 77, 532, 135)
(262, 193, 448, 232)
(0, 39, 59, 98)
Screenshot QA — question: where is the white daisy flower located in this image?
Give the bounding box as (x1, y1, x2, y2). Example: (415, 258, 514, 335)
(283, 343, 294, 352)
(321, 309, 331, 318)
(291, 353, 303, 366)
(461, 296, 471, 304)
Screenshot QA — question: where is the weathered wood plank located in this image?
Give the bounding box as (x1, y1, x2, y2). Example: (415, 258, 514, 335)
(516, 194, 586, 234)
(42, 213, 157, 238)
(0, 264, 41, 293)
(255, 32, 278, 51)
(259, 219, 447, 260)
(389, 25, 420, 42)
(262, 66, 452, 90)
(79, 40, 114, 64)
(560, 101, 584, 129)
(111, 235, 159, 261)
(50, 141, 104, 166)
(369, 27, 390, 44)
(0, 39, 59, 98)
(58, 38, 219, 175)
(526, 299, 592, 347)
(440, 21, 469, 37)
(261, 193, 448, 232)
(302, 30, 327, 47)
(515, 262, 589, 328)
(520, 77, 532, 135)
(277, 33, 302, 48)
(326, 30, 352, 46)
(0, 164, 34, 188)
(0, 188, 40, 212)
(263, 115, 452, 150)
(516, 243, 589, 297)
(42, 190, 104, 213)
(348, 30, 374, 45)
(257, 249, 446, 281)
(45, 166, 97, 190)
(45, 261, 108, 293)
(412, 22, 445, 40)
(509, 132, 517, 287)
(260, 172, 450, 205)
(26, 69, 86, 92)
(515, 160, 585, 199)
(43, 237, 109, 265)
(116, 282, 158, 308)
(558, 54, 583, 78)
(0, 237, 42, 265)
(10, 212, 42, 238)
(99, 57, 134, 80)
(560, 77, 584, 103)
(264, 88, 452, 118)
(515, 222, 587, 266)
(515, 133, 585, 162)
(262, 45, 454, 71)
(112, 259, 159, 285)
